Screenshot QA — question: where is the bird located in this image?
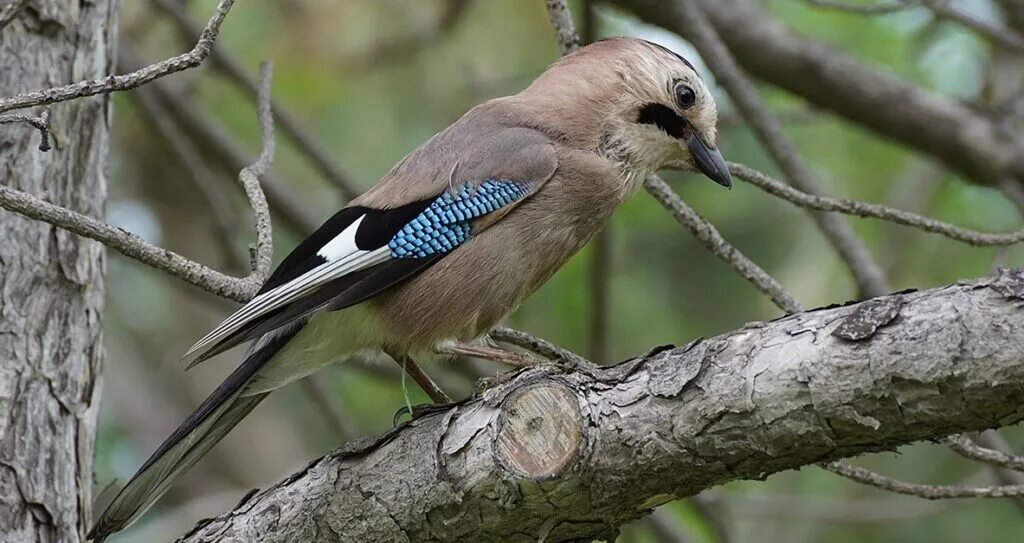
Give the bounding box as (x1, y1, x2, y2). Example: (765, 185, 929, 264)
(88, 36, 731, 541)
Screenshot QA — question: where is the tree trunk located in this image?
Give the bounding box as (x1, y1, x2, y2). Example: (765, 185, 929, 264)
(0, 2, 117, 542)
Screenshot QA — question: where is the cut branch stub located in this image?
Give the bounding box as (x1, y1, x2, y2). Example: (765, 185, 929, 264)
(495, 383, 584, 480)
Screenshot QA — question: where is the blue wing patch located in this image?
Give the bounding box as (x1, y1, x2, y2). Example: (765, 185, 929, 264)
(388, 180, 529, 258)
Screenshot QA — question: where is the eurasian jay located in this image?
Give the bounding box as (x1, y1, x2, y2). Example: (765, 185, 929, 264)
(89, 36, 730, 540)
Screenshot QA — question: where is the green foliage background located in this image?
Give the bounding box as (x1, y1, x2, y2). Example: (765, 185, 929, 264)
(97, 1, 1024, 541)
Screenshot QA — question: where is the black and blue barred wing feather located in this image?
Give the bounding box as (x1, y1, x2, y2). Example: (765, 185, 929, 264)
(182, 179, 537, 366)
(90, 179, 545, 542)
(91, 117, 559, 541)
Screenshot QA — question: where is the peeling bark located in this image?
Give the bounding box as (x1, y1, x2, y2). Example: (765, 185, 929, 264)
(0, 2, 117, 542)
(178, 271, 1024, 543)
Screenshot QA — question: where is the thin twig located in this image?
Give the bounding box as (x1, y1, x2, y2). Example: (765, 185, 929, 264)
(644, 175, 803, 314)
(822, 461, 1024, 498)
(947, 434, 1024, 472)
(974, 430, 1024, 515)
(148, 0, 361, 200)
(490, 326, 592, 368)
(239, 61, 275, 283)
(924, 0, 1024, 53)
(732, 162, 1024, 247)
(807, 0, 1024, 54)
(544, 0, 581, 54)
(674, 0, 890, 298)
(0, 0, 30, 32)
(0, 59, 276, 303)
(130, 85, 246, 271)
(0, 0, 237, 114)
(385, 350, 453, 404)
(0, 183, 255, 301)
(336, 0, 471, 70)
(119, 46, 321, 236)
(804, 0, 919, 15)
(0, 110, 50, 151)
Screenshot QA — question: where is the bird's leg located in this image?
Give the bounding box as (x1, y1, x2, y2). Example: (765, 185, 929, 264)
(436, 341, 537, 368)
(383, 349, 452, 404)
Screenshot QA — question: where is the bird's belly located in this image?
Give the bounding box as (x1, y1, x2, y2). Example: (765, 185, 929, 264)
(372, 211, 599, 353)
(244, 304, 388, 394)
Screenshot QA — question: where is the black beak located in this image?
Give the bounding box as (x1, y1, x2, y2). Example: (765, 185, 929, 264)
(686, 134, 732, 189)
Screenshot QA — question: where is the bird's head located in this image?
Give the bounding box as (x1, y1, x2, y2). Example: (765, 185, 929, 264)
(523, 37, 731, 189)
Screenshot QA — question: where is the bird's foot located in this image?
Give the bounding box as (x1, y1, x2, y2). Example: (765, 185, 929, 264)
(392, 401, 460, 426)
(436, 341, 540, 368)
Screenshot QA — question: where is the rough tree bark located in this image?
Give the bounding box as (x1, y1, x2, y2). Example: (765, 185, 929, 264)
(177, 271, 1024, 543)
(0, 2, 117, 542)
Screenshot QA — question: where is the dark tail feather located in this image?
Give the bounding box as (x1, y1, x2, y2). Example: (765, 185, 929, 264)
(88, 325, 300, 542)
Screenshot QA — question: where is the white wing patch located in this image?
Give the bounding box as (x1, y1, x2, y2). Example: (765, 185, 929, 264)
(317, 215, 365, 260)
(182, 213, 390, 366)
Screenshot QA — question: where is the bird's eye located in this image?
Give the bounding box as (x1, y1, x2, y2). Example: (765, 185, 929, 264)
(675, 85, 696, 109)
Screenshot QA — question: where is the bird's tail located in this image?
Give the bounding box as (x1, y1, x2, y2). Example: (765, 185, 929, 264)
(88, 327, 298, 542)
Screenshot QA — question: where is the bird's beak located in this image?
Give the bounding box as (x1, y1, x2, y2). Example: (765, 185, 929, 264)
(686, 134, 732, 189)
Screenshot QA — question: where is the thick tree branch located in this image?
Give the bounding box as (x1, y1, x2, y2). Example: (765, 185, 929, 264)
(175, 269, 1024, 542)
(612, 0, 1024, 188)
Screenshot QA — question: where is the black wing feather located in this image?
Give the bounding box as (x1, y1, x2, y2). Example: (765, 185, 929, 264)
(190, 199, 438, 364)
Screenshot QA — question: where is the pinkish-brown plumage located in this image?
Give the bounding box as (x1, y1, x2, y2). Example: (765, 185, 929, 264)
(90, 37, 730, 541)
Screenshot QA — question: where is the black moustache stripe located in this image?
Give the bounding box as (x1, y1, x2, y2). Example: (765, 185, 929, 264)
(637, 102, 686, 139)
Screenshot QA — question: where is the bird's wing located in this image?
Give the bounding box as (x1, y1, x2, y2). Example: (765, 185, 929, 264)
(181, 125, 557, 366)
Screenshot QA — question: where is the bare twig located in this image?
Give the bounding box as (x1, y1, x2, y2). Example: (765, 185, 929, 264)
(544, 0, 581, 54)
(947, 434, 1024, 472)
(0, 183, 254, 301)
(0, 0, 236, 114)
(0, 109, 50, 151)
(119, 46, 321, 236)
(0, 0, 29, 32)
(822, 461, 1024, 499)
(731, 163, 1024, 247)
(804, 0, 919, 15)
(239, 61, 275, 283)
(974, 430, 1024, 514)
(336, 0, 471, 70)
(673, 0, 889, 298)
(644, 175, 803, 314)
(806, 1, 1024, 52)
(130, 84, 246, 271)
(490, 326, 592, 368)
(0, 59, 276, 303)
(618, 0, 1024, 187)
(924, 0, 1024, 53)
(148, 0, 361, 200)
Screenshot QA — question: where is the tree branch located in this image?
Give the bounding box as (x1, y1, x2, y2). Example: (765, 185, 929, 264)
(0, 109, 50, 151)
(0, 0, 236, 114)
(0, 60, 276, 303)
(147, 0, 362, 200)
(612, 0, 1024, 188)
(176, 269, 1024, 542)
(644, 175, 803, 314)
(731, 162, 1024, 246)
(660, 0, 890, 298)
(0, 0, 29, 33)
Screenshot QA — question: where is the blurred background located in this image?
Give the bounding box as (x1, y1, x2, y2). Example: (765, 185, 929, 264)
(97, 0, 1024, 541)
